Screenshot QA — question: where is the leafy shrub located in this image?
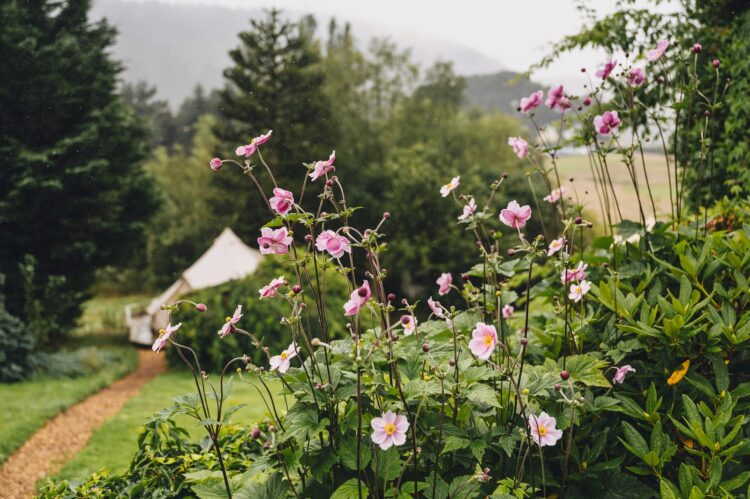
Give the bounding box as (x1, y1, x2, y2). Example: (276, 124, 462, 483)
(28, 347, 130, 378)
(0, 276, 32, 382)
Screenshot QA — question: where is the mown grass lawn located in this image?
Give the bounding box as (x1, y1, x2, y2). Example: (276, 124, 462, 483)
(0, 345, 139, 464)
(55, 370, 282, 481)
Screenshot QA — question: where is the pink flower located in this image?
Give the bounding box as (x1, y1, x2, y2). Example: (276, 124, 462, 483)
(152, 322, 181, 352)
(568, 280, 592, 303)
(218, 305, 243, 338)
(545, 85, 571, 111)
(502, 304, 514, 319)
(613, 365, 636, 384)
(400, 315, 417, 335)
(269, 342, 298, 373)
(440, 176, 460, 197)
(257, 227, 293, 255)
(528, 412, 563, 447)
(315, 230, 351, 258)
(427, 297, 445, 318)
(469, 322, 498, 360)
(520, 90, 543, 113)
(344, 281, 371, 316)
(646, 39, 669, 61)
(562, 261, 588, 283)
(500, 200, 532, 229)
(371, 411, 409, 450)
(543, 186, 568, 204)
(436, 272, 452, 296)
(259, 276, 286, 299)
(547, 237, 565, 257)
(210, 158, 223, 171)
(508, 136, 528, 159)
(595, 59, 618, 79)
(269, 188, 294, 215)
(593, 111, 621, 135)
(627, 68, 645, 87)
(458, 198, 477, 221)
(236, 130, 273, 157)
(309, 151, 336, 181)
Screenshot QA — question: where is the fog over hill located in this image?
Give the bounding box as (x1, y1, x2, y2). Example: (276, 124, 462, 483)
(92, 0, 508, 105)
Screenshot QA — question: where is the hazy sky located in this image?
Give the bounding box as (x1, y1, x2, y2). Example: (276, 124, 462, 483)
(146, 0, 676, 88)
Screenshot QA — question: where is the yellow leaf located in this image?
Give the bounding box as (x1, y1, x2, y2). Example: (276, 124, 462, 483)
(667, 359, 690, 385)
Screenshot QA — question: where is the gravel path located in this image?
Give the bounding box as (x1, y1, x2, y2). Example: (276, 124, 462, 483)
(0, 350, 165, 498)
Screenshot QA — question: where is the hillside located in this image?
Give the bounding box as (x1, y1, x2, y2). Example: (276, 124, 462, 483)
(463, 71, 553, 123)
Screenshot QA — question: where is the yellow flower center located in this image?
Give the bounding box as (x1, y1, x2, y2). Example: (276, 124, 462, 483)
(280, 352, 289, 360)
(537, 424, 548, 436)
(384, 423, 396, 436)
(484, 335, 494, 346)
(158, 328, 165, 335)
(225, 317, 232, 323)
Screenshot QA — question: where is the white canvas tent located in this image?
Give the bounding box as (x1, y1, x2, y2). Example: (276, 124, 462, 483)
(127, 228, 262, 345)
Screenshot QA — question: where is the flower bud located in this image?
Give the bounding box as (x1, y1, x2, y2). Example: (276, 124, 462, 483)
(691, 43, 702, 54)
(311, 338, 321, 346)
(250, 428, 261, 439)
(304, 234, 313, 242)
(574, 216, 583, 224)
(502, 172, 509, 179)
(422, 343, 430, 352)
(357, 286, 368, 297)
(326, 179, 334, 187)
(315, 383, 323, 390)
(712, 59, 721, 68)
(292, 284, 302, 294)
(560, 370, 570, 380)
(520, 337, 528, 346)
(583, 96, 591, 106)
(387, 293, 396, 302)
(461, 273, 469, 281)
(383, 211, 391, 219)
(195, 303, 207, 312)
(401, 315, 411, 324)
(210, 158, 223, 171)
(268, 425, 277, 433)
(554, 383, 562, 391)
(449, 359, 456, 366)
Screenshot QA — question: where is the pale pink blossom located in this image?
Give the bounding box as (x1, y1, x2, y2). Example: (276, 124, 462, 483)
(627, 68, 645, 87)
(401, 315, 417, 335)
(218, 305, 243, 338)
(309, 151, 336, 181)
(269, 188, 295, 215)
(547, 237, 565, 257)
(344, 281, 371, 316)
(545, 85, 571, 111)
(257, 227, 293, 255)
(371, 411, 409, 450)
(500, 200, 532, 229)
(502, 304, 514, 319)
(593, 111, 621, 135)
(528, 412, 563, 447)
(259, 276, 286, 299)
(520, 90, 544, 113)
(236, 130, 273, 157)
(508, 136, 528, 159)
(427, 297, 445, 318)
(269, 342, 298, 373)
(562, 261, 588, 283)
(152, 322, 181, 352)
(440, 176, 460, 197)
(436, 272, 452, 296)
(595, 59, 618, 79)
(646, 39, 669, 61)
(458, 198, 477, 221)
(543, 186, 568, 204)
(568, 280, 592, 303)
(315, 230, 351, 259)
(613, 365, 636, 384)
(469, 322, 498, 360)
(210, 158, 223, 171)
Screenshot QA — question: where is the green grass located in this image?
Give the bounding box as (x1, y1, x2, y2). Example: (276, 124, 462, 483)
(0, 346, 139, 463)
(55, 371, 281, 480)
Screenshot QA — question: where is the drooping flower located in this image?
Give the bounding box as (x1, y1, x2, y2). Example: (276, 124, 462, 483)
(508, 136, 528, 159)
(646, 39, 669, 61)
(257, 227, 293, 255)
(427, 297, 445, 318)
(561, 261, 588, 283)
(458, 198, 477, 221)
(613, 365, 636, 384)
(440, 176, 460, 197)
(547, 237, 565, 257)
(595, 59, 618, 79)
(236, 130, 273, 157)
(371, 411, 409, 450)
(344, 281, 371, 316)
(269, 188, 295, 215)
(593, 111, 621, 135)
(309, 151, 336, 181)
(259, 276, 286, 299)
(218, 305, 243, 338)
(152, 322, 181, 352)
(520, 90, 544, 113)
(502, 304, 514, 319)
(667, 359, 690, 385)
(545, 85, 571, 111)
(469, 322, 498, 360)
(568, 280, 592, 303)
(627, 68, 646, 87)
(543, 186, 568, 204)
(436, 272, 452, 296)
(528, 412, 563, 447)
(500, 200, 532, 229)
(210, 158, 223, 171)
(315, 230, 351, 258)
(400, 315, 417, 335)
(269, 342, 298, 373)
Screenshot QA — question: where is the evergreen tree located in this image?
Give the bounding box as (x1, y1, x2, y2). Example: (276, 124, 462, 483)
(0, 0, 158, 343)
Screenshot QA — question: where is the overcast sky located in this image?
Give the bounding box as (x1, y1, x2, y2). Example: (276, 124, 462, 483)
(144, 0, 677, 88)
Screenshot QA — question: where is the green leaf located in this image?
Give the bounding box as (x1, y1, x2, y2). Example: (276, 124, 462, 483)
(559, 355, 611, 387)
(660, 478, 680, 499)
(339, 437, 372, 471)
(466, 383, 500, 407)
(442, 436, 471, 453)
(620, 422, 649, 459)
(331, 478, 369, 499)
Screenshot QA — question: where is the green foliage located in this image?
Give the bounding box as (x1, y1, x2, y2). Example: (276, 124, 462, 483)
(0, 276, 32, 382)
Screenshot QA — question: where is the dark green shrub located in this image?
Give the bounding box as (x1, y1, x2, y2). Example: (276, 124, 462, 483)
(0, 275, 33, 382)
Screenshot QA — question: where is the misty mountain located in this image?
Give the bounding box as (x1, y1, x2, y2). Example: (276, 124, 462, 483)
(462, 71, 553, 122)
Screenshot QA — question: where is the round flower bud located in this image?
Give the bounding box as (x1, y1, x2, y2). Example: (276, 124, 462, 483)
(311, 338, 321, 346)
(383, 211, 391, 219)
(315, 383, 323, 390)
(422, 343, 430, 352)
(449, 359, 456, 366)
(554, 383, 562, 391)
(250, 428, 261, 439)
(461, 273, 469, 281)
(387, 293, 396, 302)
(268, 425, 277, 433)
(195, 303, 207, 312)
(357, 286, 368, 297)
(560, 370, 570, 380)
(210, 158, 223, 171)
(520, 337, 528, 346)
(692, 43, 702, 54)
(304, 234, 313, 242)
(583, 96, 592, 106)
(574, 216, 583, 224)
(401, 315, 411, 325)
(262, 442, 271, 450)
(326, 179, 334, 187)
(502, 172, 509, 179)
(712, 59, 721, 68)
(292, 284, 302, 294)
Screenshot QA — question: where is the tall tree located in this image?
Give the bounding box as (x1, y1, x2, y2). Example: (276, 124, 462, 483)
(0, 0, 158, 343)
